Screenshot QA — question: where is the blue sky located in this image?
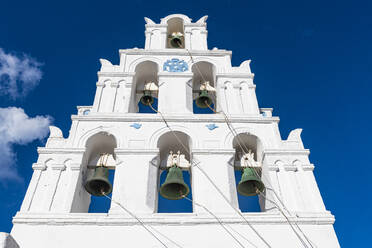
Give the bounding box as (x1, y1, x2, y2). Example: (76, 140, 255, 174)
(0, 0, 371, 246)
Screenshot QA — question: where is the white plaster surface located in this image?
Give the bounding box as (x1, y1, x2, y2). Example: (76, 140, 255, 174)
(9, 14, 340, 248)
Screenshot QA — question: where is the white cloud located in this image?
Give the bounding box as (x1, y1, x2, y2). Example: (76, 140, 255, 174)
(0, 107, 51, 180)
(0, 48, 42, 99)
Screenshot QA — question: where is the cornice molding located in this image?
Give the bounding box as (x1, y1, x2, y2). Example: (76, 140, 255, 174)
(13, 211, 335, 226)
(262, 149, 310, 159)
(192, 149, 235, 155)
(114, 149, 159, 155)
(216, 73, 254, 79)
(71, 114, 280, 124)
(37, 148, 85, 154)
(119, 49, 232, 57)
(97, 72, 134, 77)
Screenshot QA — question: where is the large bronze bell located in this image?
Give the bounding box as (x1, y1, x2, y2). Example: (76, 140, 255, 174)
(140, 90, 154, 106)
(195, 90, 213, 108)
(237, 167, 265, 196)
(159, 166, 190, 200)
(170, 37, 183, 48)
(84, 166, 113, 197)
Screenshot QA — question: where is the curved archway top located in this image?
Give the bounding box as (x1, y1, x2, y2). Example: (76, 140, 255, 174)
(128, 57, 162, 73)
(77, 127, 120, 148)
(224, 128, 267, 150)
(161, 14, 191, 24)
(188, 58, 219, 73)
(149, 125, 199, 149)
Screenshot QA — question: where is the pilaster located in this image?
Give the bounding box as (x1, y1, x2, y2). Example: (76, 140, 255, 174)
(20, 163, 46, 212)
(157, 72, 193, 114)
(191, 149, 238, 214)
(109, 149, 159, 214)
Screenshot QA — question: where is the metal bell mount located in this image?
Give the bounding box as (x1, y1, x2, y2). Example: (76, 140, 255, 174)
(84, 153, 115, 197)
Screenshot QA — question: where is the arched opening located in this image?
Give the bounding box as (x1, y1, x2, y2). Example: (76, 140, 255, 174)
(192, 62, 216, 114)
(232, 133, 264, 212)
(132, 61, 159, 113)
(76, 132, 117, 213)
(167, 17, 185, 49)
(157, 131, 192, 213)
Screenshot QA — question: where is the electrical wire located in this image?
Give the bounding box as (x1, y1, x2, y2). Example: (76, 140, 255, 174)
(182, 196, 246, 248)
(147, 100, 266, 247)
(258, 190, 309, 248)
(186, 53, 315, 248)
(204, 99, 314, 248)
(146, 51, 314, 247)
(102, 193, 170, 248)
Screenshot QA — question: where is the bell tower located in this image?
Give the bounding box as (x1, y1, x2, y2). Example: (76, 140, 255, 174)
(5, 14, 340, 248)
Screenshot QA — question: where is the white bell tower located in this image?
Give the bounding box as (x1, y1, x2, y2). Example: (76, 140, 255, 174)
(5, 14, 340, 248)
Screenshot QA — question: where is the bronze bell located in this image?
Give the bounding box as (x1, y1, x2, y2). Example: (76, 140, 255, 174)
(84, 166, 112, 197)
(140, 90, 154, 106)
(160, 166, 190, 200)
(195, 90, 213, 108)
(170, 37, 183, 48)
(237, 167, 265, 196)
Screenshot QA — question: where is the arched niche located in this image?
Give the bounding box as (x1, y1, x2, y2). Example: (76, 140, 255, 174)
(73, 132, 117, 213)
(167, 17, 185, 48)
(192, 61, 216, 114)
(131, 61, 159, 113)
(156, 131, 192, 213)
(232, 133, 263, 212)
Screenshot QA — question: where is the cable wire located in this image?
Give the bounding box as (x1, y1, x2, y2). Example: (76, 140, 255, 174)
(146, 88, 272, 247)
(102, 193, 170, 248)
(187, 53, 315, 248)
(182, 196, 246, 248)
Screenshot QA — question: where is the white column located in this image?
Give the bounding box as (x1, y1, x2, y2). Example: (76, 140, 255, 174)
(261, 165, 279, 212)
(145, 30, 152, 49)
(43, 164, 66, 211)
(92, 81, 105, 112)
(239, 81, 260, 115)
(63, 163, 82, 212)
(109, 150, 159, 214)
(224, 81, 240, 114)
(123, 76, 135, 113)
(160, 30, 167, 49)
(184, 30, 192, 50)
(20, 163, 46, 212)
(276, 162, 299, 212)
(192, 149, 238, 214)
(303, 165, 326, 211)
(216, 79, 227, 112)
(158, 73, 193, 114)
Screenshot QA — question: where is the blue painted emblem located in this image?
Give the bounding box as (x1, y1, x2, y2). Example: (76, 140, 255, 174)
(163, 58, 188, 72)
(130, 123, 142, 129)
(83, 110, 90, 115)
(206, 124, 218, 131)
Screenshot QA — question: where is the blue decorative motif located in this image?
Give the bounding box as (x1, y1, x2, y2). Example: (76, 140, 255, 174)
(83, 110, 90, 115)
(163, 58, 188, 72)
(130, 123, 142, 129)
(206, 124, 218, 131)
